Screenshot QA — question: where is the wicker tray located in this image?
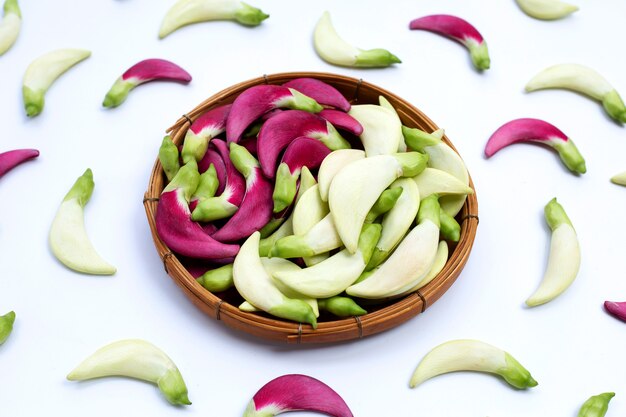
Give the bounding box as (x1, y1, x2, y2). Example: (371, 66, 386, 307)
(144, 72, 479, 344)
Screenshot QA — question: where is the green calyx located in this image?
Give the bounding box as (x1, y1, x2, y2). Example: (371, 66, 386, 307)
(287, 88, 323, 113)
(468, 42, 490, 71)
(229, 142, 258, 179)
(64, 169, 94, 206)
(354, 268, 376, 284)
(159, 136, 180, 182)
(395, 152, 429, 177)
(4, 0, 21, 17)
(602, 90, 626, 123)
(259, 219, 293, 257)
(355, 48, 402, 68)
(358, 223, 383, 265)
(23, 86, 44, 118)
(497, 352, 538, 389)
(299, 166, 317, 195)
(234, 2, 269, 26)
(259, 217, 285, 238)
(273, 163, 298, 213)
(318, 296, 366, 317)
(191, 196, 237, 222)
(163, 161, 200, 202)
(244, 401, 273, 417)
(578, 392, 615, 417)
(197, 264, 234, 292)
(157, 368, 191, 406)
(192, 164, 219, 201)
(181, 131, 209, 164)
(320, 122, 351, 150)
(243, 121, 263, 138)
(365, 249, 387, 271)
(417, 194, 441, 227)
(365, 187, 403, 223)
(258, 236, 276, 258)
(439, 208, 460, 242)
(102, 78, 135, 108)
(552, 140, 586, 174)
(0, 311, 16, 345)
(268, 298, 318, 329)
(270, 235, 315, 259)
(544, 197, 573, 231)
(402, 126, 442, 151)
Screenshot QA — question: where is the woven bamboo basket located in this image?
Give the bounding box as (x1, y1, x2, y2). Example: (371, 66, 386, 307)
(144, 72, 478, 344)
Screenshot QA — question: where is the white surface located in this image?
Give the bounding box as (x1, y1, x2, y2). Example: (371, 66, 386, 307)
(2, 0, 626, 416)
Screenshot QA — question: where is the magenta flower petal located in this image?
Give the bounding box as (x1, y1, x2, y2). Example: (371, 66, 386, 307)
(410, 14, 484, 43)
(226, 85, 322, 143)
(605, 301, 626, 322)
(189, 105, 231, 137)
(283, 78, 351, 112)
(191, 139, 246, 223)
(319, 109, 364, 136)
(198, 148, 227, 195)
(257, 110, 348, 178)
(244, 374, 353, 417)
(121, 58, 192, 83)
(409, 14, 490, 70)
(211, 139, 246, 207)
(210, 168, 273, 243)
(271, 137, 332, 213)
(485, 118, 567, 156)
(282, 137, 332, 173)
(103, 59, 192, 108)
(239, 137, 258, 156)
(156, 190, 240, 260)
(485, 118, 586, 174)
(183, 104, 232, 163)
(0, 149, 39, 178)
(211, 144, 273, 243)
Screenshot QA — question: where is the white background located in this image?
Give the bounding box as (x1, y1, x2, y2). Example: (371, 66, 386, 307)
(2, 0, 626, 416)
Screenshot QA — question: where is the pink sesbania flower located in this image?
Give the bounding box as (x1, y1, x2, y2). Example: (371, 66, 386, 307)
(103, 59, 191, 108)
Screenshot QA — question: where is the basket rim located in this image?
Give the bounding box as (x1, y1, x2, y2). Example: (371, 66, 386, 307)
(145, 71, 479, 344)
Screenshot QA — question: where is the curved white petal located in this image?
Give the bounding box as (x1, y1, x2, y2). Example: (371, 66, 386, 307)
(67, 339, 175, 382)
(159, 0, 239, 38)
(379, 96, 407, 152)
(410, 340, 507, 387)
(374, 178, 420, 259)
(411, 241, 449, 290)
(0, 13, 20, 56)
(525, 63, 613, 100)
(318, 149, 365, 202)
(348, 104, 402, 157)
(410, 339, 537, 390)
(347, 220, 439, 299)
(302, 214, 342, 254)
(261, 257, 319, 317)
(23, 49, 91, 93)
(274, 248, 367, 299)
(515, 0, 578, 20)
(233, 232, 286, 311)
(67, 339, 191, 405)
(329, 155, 402, 253)
(292, 184, 329, 236)
(234, 233, 317, 327)
(413, 168, 474, 199)
(313, 11, 360, 66)
(611, 171, 626, 186)
(49, 199, 116, 275)
(424, 136, 470, 216)
(526, 224, 580, 306)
